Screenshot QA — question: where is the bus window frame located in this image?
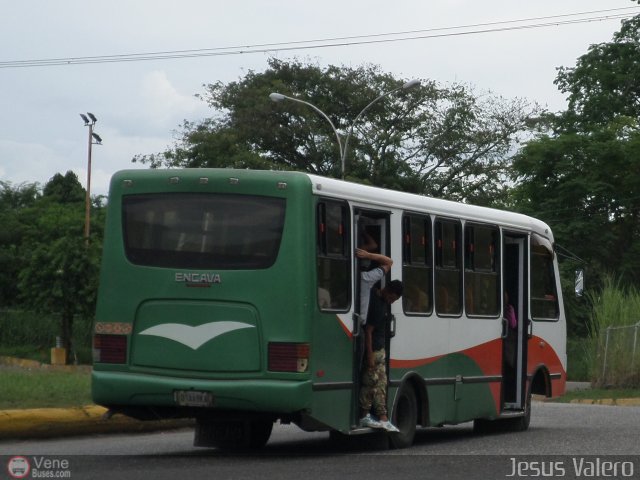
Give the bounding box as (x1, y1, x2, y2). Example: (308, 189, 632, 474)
(316, 198, 351, 313)
(401, 212, 434, 317)
(463, 221, 501, 319)
(434, 216, 463, 317)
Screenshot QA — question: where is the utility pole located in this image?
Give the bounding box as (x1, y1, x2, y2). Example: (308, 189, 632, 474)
(80, 112, 102, 244)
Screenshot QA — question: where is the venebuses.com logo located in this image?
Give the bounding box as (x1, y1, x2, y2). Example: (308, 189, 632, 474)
(6, 456, 71, 478)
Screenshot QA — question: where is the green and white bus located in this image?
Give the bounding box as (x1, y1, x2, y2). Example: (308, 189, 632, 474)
(92, 168, 566, 449)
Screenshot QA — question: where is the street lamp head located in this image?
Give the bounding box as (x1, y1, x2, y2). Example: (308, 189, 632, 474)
(87, 112, 98, 123)
(91, 133, 103, 144)
(269, 92, 286, 102)
(402, 79, 420, 90)
(80, 113, 90, 125)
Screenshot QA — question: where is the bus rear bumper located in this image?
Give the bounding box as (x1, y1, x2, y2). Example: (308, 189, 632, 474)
(91, 370, 312, 419)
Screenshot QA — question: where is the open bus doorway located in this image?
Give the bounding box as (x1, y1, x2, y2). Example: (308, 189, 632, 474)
(502, 234, 527, 410)
(352, 210, 391, 429)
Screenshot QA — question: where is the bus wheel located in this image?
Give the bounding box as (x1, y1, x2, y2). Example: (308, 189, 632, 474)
(507, 384, 532, 432)
(474, 385, 532, 434)
(194, 418, 273, 450)
(389, 385, 417, 449)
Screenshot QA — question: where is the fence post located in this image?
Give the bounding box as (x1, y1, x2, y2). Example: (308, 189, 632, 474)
(633, 321, 639, 363)
(602, 326, 611, 384)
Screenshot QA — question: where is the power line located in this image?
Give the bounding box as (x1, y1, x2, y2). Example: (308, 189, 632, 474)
(1, 7, 638, 69)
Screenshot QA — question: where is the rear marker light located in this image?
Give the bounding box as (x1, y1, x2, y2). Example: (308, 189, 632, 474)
(268, 343, 310, 373)
(93, 334, 127, 364)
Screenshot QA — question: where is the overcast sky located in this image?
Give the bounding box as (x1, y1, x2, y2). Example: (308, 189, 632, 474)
(1, 1, 637, 196)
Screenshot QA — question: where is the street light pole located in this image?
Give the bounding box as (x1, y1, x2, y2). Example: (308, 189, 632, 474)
(269, 92, 344, 164)
(80, 112, 102, 244)
(269, 79, 419, 179)
(341, 79, 420, 179)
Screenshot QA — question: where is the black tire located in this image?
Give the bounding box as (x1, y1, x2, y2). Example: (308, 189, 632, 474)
(389, 384, 418, 449)
(194, 418, 273, 450)
(473, 384, 532, 434)
(507, 383, 532, 432)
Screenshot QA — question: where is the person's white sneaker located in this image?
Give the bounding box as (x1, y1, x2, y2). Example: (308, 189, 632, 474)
(380, 420, 400, 433)
(359, 414, 383, 429)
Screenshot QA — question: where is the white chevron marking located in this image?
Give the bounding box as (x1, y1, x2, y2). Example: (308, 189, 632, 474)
(139, 321, 254, 350)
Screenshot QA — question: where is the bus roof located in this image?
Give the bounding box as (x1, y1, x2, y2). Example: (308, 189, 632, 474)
(306, 173, 553, 240)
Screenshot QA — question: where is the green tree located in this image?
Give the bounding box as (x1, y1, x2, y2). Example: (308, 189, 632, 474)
(0, 181, 40, 307)
(16, 172, 104, 363)
(512, 12, 640, 334)
(43, 171, 85, 203)
(135, 59, 535, 204)
(512, 123, 640, 298)
(555, 15, 640, 132)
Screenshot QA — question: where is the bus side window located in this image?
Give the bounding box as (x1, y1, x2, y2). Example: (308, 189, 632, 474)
(435, 218, 462, 315)
(317, 200, 350, 312)
(402, 214, 432, 315)
(464, 224, 500, 317)
(530, 234, 559, 320)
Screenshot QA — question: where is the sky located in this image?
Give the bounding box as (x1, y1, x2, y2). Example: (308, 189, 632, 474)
(1, 1, 638, 197)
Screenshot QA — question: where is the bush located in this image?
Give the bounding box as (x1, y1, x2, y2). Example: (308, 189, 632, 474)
(566, 337, 591, 381)
(587, 278, 640, 387)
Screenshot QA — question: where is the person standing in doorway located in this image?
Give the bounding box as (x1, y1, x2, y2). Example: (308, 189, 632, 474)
(356, 248, 403, 432)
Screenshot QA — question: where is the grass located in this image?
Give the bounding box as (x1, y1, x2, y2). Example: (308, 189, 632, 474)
(556, 387, 640, 403)
(0, 345, 92, 365)
(0, 368, 92, 409)
(0, 346, 52, 365)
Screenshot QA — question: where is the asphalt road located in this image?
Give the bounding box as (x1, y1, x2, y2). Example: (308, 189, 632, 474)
(1, 401, 639, 479)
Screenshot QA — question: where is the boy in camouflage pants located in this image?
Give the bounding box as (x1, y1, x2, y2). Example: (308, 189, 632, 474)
(356, 249, 403, 432)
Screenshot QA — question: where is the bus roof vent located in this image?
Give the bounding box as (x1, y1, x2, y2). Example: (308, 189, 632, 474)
(199, 177, 209, 184)
(229, 177, 240, 185)
(168, 176, 180, 184)
(277, 182, 287, 190)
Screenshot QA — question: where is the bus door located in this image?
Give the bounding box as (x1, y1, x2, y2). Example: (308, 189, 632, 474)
(352, 209, 390, 426)
(502, 234, 528, 410)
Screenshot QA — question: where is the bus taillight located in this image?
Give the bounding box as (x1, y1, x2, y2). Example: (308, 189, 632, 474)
(268, 343, 310, 373)
(93, 334, 127, 364)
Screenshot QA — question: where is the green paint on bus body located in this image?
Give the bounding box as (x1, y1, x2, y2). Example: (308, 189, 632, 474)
(93, 170, 321, 408)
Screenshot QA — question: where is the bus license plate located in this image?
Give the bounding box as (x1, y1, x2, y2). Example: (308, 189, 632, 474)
(174, 390, 214, 407)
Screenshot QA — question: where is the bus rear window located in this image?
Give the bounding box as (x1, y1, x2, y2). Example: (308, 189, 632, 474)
(122, 193, 286, 269)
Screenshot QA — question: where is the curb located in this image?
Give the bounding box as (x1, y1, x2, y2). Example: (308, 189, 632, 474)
(568, 398, 640, 406)
(0, 405, 193, 440)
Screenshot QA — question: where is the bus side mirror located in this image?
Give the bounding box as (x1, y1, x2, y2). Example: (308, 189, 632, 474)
(575, 269, 584, 297)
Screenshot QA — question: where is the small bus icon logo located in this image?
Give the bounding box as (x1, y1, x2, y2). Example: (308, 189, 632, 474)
(7, 456, 30, 479)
